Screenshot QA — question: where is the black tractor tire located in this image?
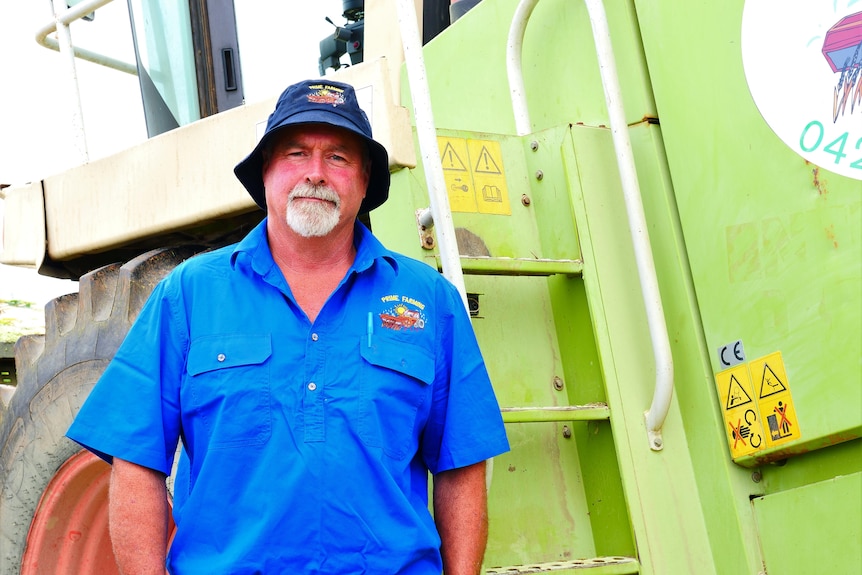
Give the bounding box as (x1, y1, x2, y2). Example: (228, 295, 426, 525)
(0, 247, 197, 575)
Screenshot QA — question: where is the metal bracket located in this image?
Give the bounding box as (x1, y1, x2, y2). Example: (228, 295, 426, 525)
(415, 208, 435, 250)
(646, 411, 664, 451)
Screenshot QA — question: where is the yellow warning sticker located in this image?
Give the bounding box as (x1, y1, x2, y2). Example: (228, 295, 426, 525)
(437, 137, 510, 215)
(467, 139, 510, 215)
(714, 350, 801, 459)
(438, 137, 477, 213)
(749, 352, 801, 447)
(715, 364, 765, 458)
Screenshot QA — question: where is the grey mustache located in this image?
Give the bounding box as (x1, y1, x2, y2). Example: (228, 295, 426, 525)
(289, 183, 340, 205)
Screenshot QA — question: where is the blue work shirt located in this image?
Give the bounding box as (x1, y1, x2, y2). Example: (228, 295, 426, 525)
(67, 219, 509, 574)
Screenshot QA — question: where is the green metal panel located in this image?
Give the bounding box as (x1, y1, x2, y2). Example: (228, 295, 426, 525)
(753, 472, 862, 575)
(417, 0, 656, 133)
(565, 122, 744, 575)
(371, 0, 861, 573)
(372, 0, 764, 572)
(760, 434, 862, 493)
(633, 0, 862, 465)
(377, 117, 748, 572)
(375, 136, 629, 566)
(622, 123, 767, 575)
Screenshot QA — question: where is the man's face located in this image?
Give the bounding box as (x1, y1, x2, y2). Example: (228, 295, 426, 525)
(262, 124, 370, 238)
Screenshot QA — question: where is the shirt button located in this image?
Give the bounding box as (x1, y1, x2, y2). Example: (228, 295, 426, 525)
(217, 353, 226, 362)
(307, 382, 317, 391)
(311, 333, 319, 341)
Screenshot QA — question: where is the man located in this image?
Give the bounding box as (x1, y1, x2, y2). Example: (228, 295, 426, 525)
(67, 79, 510, 574)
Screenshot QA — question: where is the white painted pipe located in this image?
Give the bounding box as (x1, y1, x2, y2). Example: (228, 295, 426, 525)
(506, 0, 539, 136)
(50, 0, 89, 164)
(58, 0, 113, 24)
(395, 0, 469, 313)
(36, 0, 138, 75)
(582, 0, 673, 450)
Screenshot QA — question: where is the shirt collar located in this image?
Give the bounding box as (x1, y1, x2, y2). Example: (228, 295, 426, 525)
(351, 219, 398, 274)
(230, 218, 398, 277)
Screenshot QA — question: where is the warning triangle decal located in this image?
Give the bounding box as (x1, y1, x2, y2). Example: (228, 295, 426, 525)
(758, 363, 787, 399)
(726, 374, 753, 410)
(441, 143, 468, 171)
(474, 146, 502, 174)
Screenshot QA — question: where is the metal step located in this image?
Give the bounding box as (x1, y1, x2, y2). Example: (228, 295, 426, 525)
(433, 256, 584, 276)
(500, 403, 609, 423)
(486, 556, 640, 574)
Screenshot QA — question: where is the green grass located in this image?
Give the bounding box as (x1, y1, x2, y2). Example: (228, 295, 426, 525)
(0, 300, 43, 344)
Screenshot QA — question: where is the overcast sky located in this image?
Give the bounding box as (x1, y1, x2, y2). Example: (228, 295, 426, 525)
(1, 1, 342, 306)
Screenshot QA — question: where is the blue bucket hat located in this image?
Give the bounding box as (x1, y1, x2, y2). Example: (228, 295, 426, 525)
(234, 79, 390, 214)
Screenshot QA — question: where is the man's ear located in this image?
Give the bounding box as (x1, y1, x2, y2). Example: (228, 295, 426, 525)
(363, 154, 372, 194)
(261, 146, 271, 170)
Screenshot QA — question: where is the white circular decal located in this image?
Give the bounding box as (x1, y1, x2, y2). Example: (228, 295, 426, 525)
(742, 1, 862, 180)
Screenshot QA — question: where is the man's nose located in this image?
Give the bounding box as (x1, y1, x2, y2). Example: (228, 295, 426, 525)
(304, 153, 327, 185)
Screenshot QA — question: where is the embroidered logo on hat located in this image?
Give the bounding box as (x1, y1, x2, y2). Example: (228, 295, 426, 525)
(306, 84, 346, 106)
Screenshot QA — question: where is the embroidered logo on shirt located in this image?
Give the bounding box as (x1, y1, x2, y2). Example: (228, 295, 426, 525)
(379, 295, 427, 331)
(306, 84, 346, 106)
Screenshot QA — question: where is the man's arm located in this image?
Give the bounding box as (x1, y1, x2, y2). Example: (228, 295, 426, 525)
(433, 460, 489, 575)
(109, 458, 169, 575)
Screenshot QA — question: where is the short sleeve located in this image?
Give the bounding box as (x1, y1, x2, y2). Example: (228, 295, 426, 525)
(66, 277, 186, 476)
(421, 281, 509, 473)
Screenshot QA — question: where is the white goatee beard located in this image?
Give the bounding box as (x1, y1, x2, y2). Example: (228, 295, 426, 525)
(285, 182, 342, 237)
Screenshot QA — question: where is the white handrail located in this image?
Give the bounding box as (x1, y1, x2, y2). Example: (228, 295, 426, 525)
(394, 0, 470, 314)
(36, 0, 138, 76)
(506, 0, 540, 136)
(506, 0, 674, 451)
(47, 0, 90, 164)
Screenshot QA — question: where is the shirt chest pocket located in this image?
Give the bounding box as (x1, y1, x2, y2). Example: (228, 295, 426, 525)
(358, 337, 434, 460)
(186, 334, 272, 449)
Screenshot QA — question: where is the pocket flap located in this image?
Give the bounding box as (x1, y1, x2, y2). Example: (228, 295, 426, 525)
(187, 334, 272, 376)
(360, 337, 434, 385)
